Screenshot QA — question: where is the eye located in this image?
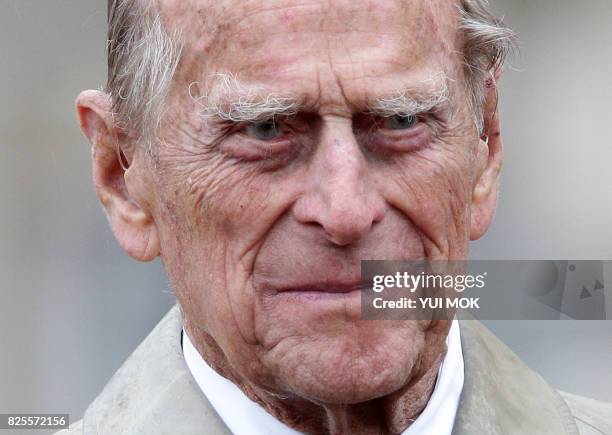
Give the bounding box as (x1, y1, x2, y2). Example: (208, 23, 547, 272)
(385, 114, 418, 130)
(245, 120, 283, 141)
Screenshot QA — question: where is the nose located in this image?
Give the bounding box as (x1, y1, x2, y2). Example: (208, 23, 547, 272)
(293, 118, 385, 246)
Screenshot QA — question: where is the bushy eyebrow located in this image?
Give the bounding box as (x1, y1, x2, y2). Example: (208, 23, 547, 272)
(190, 72, 302, 122)
(191, 71, 449, 122)
(367, 73, 450, 117)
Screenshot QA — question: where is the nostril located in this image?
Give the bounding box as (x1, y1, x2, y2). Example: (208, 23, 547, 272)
(320, 208, 375, 246)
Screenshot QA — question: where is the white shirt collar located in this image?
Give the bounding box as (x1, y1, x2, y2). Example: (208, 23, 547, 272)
(182, 321, 464, 435)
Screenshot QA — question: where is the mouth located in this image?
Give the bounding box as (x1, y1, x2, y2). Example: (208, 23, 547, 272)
(280, 281, 364, 294)
(274, 281, 366, 302)
(262, 279, 365, 319)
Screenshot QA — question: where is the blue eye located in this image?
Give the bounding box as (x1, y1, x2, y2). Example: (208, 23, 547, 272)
(386, 114, 418, 130)
(245, 120, 283, 141)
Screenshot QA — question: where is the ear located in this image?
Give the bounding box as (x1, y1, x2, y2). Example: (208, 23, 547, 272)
(470, 71, 504, 241)
(75, 90, 160, 261)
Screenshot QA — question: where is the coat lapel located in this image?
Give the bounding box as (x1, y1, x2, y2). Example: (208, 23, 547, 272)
(452, 318, 579, 435)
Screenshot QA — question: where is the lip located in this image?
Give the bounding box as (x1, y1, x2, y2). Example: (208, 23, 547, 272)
(268, 280, 365, 315)
(277, 281, 364, 295)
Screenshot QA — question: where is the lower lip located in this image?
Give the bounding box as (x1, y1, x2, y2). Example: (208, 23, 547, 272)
(278, 288, 363, 302)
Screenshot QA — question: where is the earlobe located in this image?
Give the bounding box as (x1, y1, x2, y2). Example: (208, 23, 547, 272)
(108, 188, 161, 262)
(470, 73, 504, 241)
(75, 90, 160, 262)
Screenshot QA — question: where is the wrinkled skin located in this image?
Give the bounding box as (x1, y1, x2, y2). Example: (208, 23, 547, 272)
(77, 0, 503, 433)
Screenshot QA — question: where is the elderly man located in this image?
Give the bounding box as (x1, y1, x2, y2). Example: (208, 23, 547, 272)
(66, 0, 611, 433)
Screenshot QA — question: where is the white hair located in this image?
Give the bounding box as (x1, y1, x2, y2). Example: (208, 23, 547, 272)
(105, 0, 515, 145)
(459, 0, 517, 132)
(106, 0, 182, 149)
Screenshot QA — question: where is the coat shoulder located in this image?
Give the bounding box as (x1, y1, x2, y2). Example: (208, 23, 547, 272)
(559, 390, 612, 435)
(75, 305, 229, 434)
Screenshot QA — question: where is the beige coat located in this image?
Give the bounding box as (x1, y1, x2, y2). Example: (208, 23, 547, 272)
(59, 305, 612, 434)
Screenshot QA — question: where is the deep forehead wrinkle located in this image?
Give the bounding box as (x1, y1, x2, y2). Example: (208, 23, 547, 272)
(163, 0, 459, 68)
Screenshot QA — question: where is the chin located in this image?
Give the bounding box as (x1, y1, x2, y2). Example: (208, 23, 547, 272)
(264, 321, 425, 404)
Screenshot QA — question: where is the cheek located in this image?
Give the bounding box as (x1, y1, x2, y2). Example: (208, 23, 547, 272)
(153, 151, 308, 354)
(378, 145, 473, 257)
(157, 202, 263, 363)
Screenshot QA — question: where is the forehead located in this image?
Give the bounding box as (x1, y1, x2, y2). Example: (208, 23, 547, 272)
(163, 0, 461, 103)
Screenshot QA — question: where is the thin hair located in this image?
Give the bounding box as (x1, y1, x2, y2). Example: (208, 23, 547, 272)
(106, 0, 183, 150)
(458, 0, 517, 133)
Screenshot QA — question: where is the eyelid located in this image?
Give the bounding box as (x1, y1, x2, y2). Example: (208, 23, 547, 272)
(381, 113, 418, 129)
(220, 118, 275, 138)
(356, 113, 431, 153)
(375, 123, 430, 152)
(215, 115, 278, 130)
(241, 116, 286, 131)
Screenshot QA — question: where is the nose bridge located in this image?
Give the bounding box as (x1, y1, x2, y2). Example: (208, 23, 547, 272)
(319, 127, 366, 209)
(302, 118, 380, 246)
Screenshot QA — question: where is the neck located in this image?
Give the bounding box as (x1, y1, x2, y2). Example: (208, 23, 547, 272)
(184, 319, 447, 435)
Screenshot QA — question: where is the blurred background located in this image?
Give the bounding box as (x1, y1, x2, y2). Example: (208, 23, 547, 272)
(1, 0, 611, 430)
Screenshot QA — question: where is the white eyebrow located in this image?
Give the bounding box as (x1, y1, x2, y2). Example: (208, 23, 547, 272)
(190, 72, 450, 122)
(368, 73, 450, 117)
(190, 72, 301, 122)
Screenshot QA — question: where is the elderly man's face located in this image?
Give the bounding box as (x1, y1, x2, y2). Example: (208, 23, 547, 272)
(81, 0, 502, 406)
